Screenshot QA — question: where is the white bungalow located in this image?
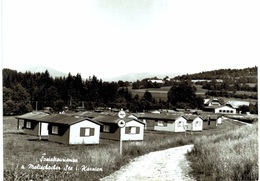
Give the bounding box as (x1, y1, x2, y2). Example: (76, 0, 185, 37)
(204, 105, 236, 114)
(92, 115, 145, 141)
(214, 105, 236, 114)
(132, 113, 187, 132)
(41, 114, 102, 144)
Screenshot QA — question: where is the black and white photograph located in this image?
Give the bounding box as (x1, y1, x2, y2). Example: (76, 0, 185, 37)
(1, 0, 259, 180)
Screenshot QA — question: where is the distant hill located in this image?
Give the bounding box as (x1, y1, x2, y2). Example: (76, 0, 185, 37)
(104, 72, 183, 82)
(19, 65, 67, 78)
(174, 67, 258, 81)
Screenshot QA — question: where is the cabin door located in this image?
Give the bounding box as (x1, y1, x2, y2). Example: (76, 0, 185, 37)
(41, 123, 49, 136)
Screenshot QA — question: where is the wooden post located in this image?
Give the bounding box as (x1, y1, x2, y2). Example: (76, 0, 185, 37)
(36, 101, 38, 111)
(39, 122, 42, 140)
(119, 128, 122, 155)
(17, 119, 19, 130)
(117, 109, 126, 156)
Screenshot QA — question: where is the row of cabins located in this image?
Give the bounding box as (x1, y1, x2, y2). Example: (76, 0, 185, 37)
(131, 113, 220, 132)
(16, 111, 221, 145)
(16, 112, 145, 144)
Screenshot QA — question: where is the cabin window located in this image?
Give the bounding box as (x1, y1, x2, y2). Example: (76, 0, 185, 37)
(103, 125, 110, 132)
(158, 121, 164, 126)
(80, 127, 94, 137)
(195, 121, 201, 127)
(130, 127, 136, 134)
(227, 110, 230, 113)
(230, 110, 233, 113)
(177, 121, 182, 127)
(26, 121, 32, 128)
(52, 126, 59, 134)
(219, 110, 222, 113)
(125, 127, 140, 134)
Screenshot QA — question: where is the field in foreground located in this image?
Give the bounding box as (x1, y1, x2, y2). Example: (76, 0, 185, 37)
(187, 122, 258, 181)
(3, 116, 248, 181)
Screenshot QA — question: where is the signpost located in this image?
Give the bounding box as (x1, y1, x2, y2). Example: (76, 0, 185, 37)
(183, 124, 188, 137)
(118, 109, 126, 155)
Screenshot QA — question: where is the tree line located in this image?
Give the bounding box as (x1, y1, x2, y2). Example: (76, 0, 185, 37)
(3, 68, 257, 116)
(3, 69, 175, 115)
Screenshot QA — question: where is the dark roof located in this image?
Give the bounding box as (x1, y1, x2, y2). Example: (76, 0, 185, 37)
(92, 115, 145, 125)
(208, 115, 221, 120)
(132, 113, 184, 121)
(183, 115, 203, 122)
(69, 111, 104, 118)
(16, 112, 49, 120)
(16, 112, 102, 126)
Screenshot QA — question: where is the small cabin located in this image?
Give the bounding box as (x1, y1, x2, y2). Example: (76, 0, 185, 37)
(16, 112, 49, 137)
(92, 115, 145, 141)
(183, 115, 203, 132)
(40, 114, 102, 144)
(132, 113, 187, 132)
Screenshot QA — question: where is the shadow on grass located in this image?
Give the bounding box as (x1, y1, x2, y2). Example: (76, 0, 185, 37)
(27, 138, 49, 141)
(4, 132, 25, 135)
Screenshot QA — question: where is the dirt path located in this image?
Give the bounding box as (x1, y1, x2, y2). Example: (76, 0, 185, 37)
(100, 144, 195, 181)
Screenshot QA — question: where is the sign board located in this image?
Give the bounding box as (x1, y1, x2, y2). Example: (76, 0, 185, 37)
(118, 109, 126, 118)
(118, 120, 126, 128)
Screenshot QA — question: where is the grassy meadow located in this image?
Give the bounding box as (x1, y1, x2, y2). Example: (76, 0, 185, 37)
(3, 116, 255, 181)
(129, 85, 257, 104)
(187, 122, 258, 181)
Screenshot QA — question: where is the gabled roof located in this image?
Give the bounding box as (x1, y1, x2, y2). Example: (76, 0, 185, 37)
(92, 115, 145, 125)
(226, 100, 250, 109)
(16, 112, 102, 126)
(204, 98, 221, 105)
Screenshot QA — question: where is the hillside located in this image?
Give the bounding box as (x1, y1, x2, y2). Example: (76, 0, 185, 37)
(173, 66, 257, 82)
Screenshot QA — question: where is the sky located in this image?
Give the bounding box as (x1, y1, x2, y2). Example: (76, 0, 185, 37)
(2, 0, 260, 79)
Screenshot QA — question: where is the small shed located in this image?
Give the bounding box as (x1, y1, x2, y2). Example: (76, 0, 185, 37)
(16, 112, 49, 137)
(92, 115, 145, 141)
(199, 115, 210, 130)
(208, 115, 220, 129)
(40, 114, 102, 144)
(183, 115, 203, 131)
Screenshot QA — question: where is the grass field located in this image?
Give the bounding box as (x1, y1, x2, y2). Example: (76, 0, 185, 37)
(129, 85, 258, 104)
(187, 122, 258, 181)
(3, 115, 250, 181)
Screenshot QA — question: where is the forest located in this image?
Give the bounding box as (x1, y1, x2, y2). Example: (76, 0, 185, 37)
(2, 66, 258, 116)
(2, 69, 171, 115)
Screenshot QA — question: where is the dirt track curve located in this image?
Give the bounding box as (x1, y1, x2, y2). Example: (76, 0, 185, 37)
(100, 144, 195, 181)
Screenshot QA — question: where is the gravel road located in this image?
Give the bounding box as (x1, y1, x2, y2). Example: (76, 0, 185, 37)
(100, 144, 195, 181)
